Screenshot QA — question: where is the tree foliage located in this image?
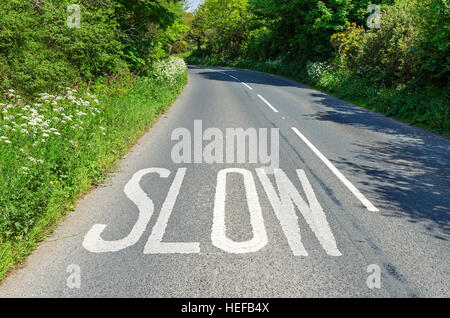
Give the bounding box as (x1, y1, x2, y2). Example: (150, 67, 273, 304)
(186, 0, 253, 59)
(188, 0, 449, 89)
(0, 0, 188, 95)
(330, 0, 449, 88)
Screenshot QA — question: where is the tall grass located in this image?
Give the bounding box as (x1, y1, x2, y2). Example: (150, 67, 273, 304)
(0, 58, 188, 280)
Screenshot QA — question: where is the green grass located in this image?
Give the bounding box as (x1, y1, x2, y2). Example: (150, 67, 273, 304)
(186, 56, 449, 138)
(0, 69, 188, 281)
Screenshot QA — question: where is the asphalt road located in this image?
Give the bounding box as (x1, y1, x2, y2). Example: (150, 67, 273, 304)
(0, 66, 449, 297)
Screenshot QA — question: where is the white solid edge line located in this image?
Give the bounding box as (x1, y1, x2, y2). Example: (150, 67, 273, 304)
(257, 94, 279, 113)
(291, 127, 379, 212)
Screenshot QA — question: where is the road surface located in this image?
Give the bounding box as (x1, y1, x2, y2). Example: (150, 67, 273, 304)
(0, 66, 449, 297)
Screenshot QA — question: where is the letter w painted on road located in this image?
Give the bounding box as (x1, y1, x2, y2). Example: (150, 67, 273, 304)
(256, 169, 341, 256)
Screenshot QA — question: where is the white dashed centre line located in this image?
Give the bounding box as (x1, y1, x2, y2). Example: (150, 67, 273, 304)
(240, 82, 253, 90)
(257, 94, 279, 113)
(219, 70, 375, 212)
(291, 127, 379, 212)
(220, 72, 253, 90)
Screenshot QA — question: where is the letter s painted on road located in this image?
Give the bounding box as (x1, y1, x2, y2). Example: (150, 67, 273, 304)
(82, 168, 170, 253)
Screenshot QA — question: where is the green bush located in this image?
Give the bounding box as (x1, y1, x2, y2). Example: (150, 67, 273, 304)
(0, 0, 189, 280)
(413, 0, 450, 88)
(0, 0, 188, 97)
(0, 57, 188, 280)
(330, 0, 449, 89)
(0, 0, 126, 96)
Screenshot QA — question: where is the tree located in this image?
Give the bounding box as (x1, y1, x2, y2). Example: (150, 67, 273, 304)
(115, 0, 187, 69)
(188, 0, 252, 59)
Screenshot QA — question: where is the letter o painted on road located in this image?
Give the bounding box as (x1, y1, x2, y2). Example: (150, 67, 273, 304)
(211, 168, 268, 253)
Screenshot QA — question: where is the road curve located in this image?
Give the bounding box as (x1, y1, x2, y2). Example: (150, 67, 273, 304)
(0, 66, 449, 297)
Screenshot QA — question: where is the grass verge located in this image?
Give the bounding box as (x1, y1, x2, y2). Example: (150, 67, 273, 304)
(0, 68, 188, 281)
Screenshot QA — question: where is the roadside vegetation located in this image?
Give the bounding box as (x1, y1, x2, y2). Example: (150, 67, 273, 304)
(0, 0, 189, 280)
(185, 0, 449, 137)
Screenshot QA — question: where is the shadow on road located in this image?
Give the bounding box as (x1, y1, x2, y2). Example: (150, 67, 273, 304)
(189, 65, 303, 88)
(308, 92, 450, 239)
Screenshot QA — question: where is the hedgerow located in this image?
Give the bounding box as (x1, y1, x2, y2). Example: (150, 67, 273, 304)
(0, 57, 188, 280)
(0, 0, 189, 279)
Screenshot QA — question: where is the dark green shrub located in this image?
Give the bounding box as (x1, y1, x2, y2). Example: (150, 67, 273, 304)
(0, 0, 126, 96)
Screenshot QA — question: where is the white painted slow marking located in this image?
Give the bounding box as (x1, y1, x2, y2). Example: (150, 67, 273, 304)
(256, 169, 307, 256)
(82, 168, 169, 253)
(211, 168, 268, 254)
(256, 168, 341, 256)
(291, 127, 379, 212)
(257, 94, 279, 113)
(144, 168, 200, 254)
